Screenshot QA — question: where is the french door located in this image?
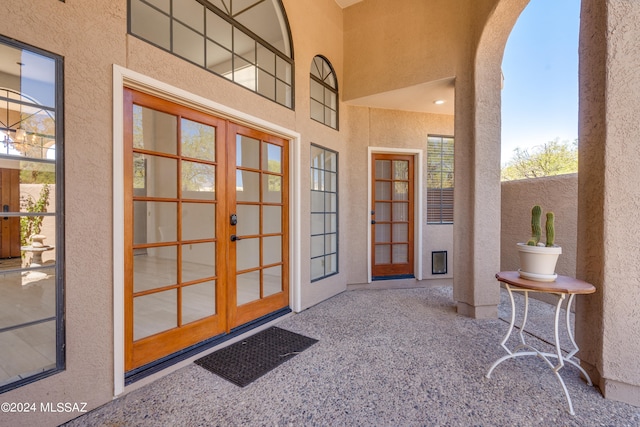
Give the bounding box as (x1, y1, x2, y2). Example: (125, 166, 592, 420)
(123, 89, 288, 371)
(371, 154, 414, 278)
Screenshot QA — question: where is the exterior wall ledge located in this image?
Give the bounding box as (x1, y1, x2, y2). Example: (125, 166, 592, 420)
(456, 302, 497, 319)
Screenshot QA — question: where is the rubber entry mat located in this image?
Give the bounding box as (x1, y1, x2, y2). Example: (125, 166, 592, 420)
(194, 327, 318, 387)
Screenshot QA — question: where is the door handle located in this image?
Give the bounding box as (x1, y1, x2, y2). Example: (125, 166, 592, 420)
(3, 204, 8, 220)
(230, 234, 242, 242)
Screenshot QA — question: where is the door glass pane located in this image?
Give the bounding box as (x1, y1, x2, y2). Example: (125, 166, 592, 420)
(375, 160, 391, 179)
(237, 204, 259, 235)
(393, 202, 408, 221)
(325, 234, 337, 253)
(375, 181, 391, 200)
(236, 170, 259, 202)
(375, 245, 390, 264)
(182, 161, 215, 200)
(311, 191, 324, 212)
(132, 105, 176, 153)
(311, 213, 324, 235)
(0, 321, 56, 380)
(393, 223, 409, 242)
(311, 235, 324, 258)
(134, 290, 177, 340)
(137, 154, 177, 198)
(263, 236, 281, 265)
(182, 203, 215, 240)
(393, 182, 409, 201)
(237, 270, 260, 305)
(263, 205, 281, 234)
(325, 254, 337, 274)
(182, 242, 216, 283)
(182, 280, 216, 324)
(236, 238, 259, 271)
(393, 244, 409, 263)
(375, 224, 390, 242)
(263, 266, 282, 297)
(236, 135, 260, 168)
(134, 201, 177, 244)
(262, 142, 281, 172)
(133, 246, 178, 292)
(0, 269, 55, 328)
(181, 119, 215, 161)
(263, 174, 281, 203)
(310, 257, 324, 280)
(376, 202, 390, 221)
(394, 160, 409, 180)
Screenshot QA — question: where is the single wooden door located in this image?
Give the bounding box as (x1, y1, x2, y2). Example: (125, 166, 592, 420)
(0, 168, 21, 258)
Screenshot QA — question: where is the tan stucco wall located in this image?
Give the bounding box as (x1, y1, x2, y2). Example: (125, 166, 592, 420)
(576, 0, 640, 406)
(500, 174, 578, 277)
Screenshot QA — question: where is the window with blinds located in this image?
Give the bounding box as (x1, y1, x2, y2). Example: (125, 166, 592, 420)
(427, 135, 454, 224)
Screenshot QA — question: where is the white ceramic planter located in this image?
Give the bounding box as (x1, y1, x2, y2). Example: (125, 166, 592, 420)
(517, 243, 562, 282)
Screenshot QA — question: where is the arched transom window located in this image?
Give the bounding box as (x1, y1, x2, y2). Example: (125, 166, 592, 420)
(310, 56, 338, 129)
(129, 0, 294, 108)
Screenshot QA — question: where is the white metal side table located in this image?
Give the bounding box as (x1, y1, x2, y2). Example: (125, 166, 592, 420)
(486, 271, 596, 415)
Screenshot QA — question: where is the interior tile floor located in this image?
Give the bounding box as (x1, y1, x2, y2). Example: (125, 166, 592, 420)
(63, 285, 640, 426)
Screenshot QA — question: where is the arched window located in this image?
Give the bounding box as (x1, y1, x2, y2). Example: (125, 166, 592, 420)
(310, 56, 338, 129)
(129, 0, 294, 108)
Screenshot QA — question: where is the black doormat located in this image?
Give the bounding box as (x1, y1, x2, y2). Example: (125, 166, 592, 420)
(194, 326, 318, 387)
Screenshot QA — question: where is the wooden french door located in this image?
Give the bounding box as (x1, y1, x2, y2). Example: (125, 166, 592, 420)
(124, 89, 288, 371)
(371, 154, 414, 278)
(0, 168, 21, 258)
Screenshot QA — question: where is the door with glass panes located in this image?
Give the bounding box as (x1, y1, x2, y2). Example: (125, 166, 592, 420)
(124, 89, 288, 371)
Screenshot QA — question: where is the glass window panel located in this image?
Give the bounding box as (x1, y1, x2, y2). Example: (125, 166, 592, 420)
(237, 270, 260, 305)
(375, 160, 391, 179)
(263, 266, 282, 297)
(375, 224, 390, 243)
(133, 246, 178, 292)
(206, 41, 233, 75)
(132, 105, 177, 154)
(182, 242, 216, 282)
(233, 56, 256, 90)
(375, 181, 391, 200)
(0, 269, 55, 329)
(257, 69, 275, 99)
(275, 80, 292, 108)
(236, 170, 260, 202)
(393, 244, 409, 263)
(325, 233, 337, 254)
(0, 321, 56, 382)
(257, 44, 275, 74)
(325, 193, 337, 213)
(263, 236, 282, 265)
(276, 57, 292, 84)
(311, 235, 324, 258)
(206, 9, 232, 49)
(236, 204, 259, 235)
(174, 0, 204, 32)
(376, 202, 391, 221)
(236, 237, 259, 271)
(181, 280, 216, 324)
(393, 202, 408, 222)
(134, 201, 177, 244)
(262, 142, 281, 173)
(325, 171, 336, 192)
(325, 213, 337, 233)
(133, 289, 177, 340)
(131, 0, 171, 50)
(394, 160, 409, 180)
(326, 88, 337, 110)
(233, 0, 289, 55)
(311, 213, 324, 235)
(393, 223, 409, 242)
(263, 174, 281, 203)
(310, 79, 323, 102)
(174, 22, 205, 66)
(233, 27, 256, 63)
(182, 202, 215, 240)
(182, 161, 215, 200)
(325, 254, 337, 274)
(181, 119, 215, 161)
(375, 245, 391, 264)
(310, 257, 324, 281)
(328, 109, 337, 129)
(310, 99, 324, 123)
(310, 145, 324, 169)
(136, 155, 177, 198)
(310, 169, 323, 191)
(324, 151, 337, 172)
(263, 205, 282, 234)
(393, 182, 409, 201)
(236, 135, 260, 168)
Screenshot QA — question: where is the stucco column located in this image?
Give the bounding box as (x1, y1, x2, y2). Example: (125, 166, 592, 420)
(576, 0, 640, 407)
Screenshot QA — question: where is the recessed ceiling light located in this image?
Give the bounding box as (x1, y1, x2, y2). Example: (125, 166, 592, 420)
(434, 99, 445, 105)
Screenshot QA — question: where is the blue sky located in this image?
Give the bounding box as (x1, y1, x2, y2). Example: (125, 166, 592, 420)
(501, 0, 580, 165)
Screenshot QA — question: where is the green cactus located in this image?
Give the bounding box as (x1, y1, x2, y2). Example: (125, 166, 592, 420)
(528, 205, 542, 246)
(545, 212, 555, 247)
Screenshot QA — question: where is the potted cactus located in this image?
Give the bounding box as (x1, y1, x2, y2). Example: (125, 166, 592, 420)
(516, 205, 562, 281)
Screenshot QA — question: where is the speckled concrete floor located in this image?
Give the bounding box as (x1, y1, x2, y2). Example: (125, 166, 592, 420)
(63, 286, 640, 427)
